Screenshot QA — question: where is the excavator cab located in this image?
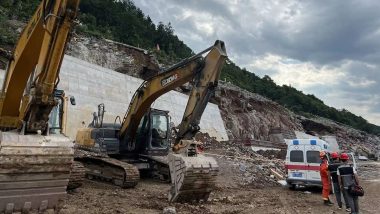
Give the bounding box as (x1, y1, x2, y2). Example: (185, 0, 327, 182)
(74, 107, 172, 186)
(134, 109, 170, 156)
(76, 107, 171, 157)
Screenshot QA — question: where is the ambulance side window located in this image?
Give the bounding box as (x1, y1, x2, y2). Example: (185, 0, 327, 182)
(290, 150, 304, 162)
(307, 151, 321, 163)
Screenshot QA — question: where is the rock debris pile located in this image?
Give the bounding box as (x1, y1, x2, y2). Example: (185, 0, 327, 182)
(207, 141, 286, 189)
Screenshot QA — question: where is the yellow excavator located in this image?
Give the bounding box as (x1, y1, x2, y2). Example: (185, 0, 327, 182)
(0, 0, 80, 213)
(75, 40, 227, 202)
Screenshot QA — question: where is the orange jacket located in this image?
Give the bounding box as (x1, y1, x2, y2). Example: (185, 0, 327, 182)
(320, 159, 330, 199)
(320, 159, 329, 178)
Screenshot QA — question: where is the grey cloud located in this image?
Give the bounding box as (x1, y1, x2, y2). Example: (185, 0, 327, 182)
(134, 0, 380, 125)
(136, 0, 380, 65)
(286, 1, 380, 64)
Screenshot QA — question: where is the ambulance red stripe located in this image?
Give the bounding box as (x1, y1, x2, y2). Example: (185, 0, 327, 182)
(285, 164, 320, 171)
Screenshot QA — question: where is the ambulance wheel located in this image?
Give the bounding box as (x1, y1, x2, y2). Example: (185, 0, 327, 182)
(289, 184, 296, 190)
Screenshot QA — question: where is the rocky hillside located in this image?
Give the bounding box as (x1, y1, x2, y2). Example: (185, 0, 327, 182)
(67, 36, 160, 80)
(300, 116, 380, 156)
(214, 82, 303, 140)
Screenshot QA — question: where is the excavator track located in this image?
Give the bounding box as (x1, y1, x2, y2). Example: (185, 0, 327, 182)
(67, 161, 86, 190)
(168, 153, 219, 202)
(74, 148, 139, 188)
(0, 132, 73, 213)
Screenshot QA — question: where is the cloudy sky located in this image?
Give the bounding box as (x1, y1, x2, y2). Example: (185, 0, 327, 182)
(134, 0, 380, 125)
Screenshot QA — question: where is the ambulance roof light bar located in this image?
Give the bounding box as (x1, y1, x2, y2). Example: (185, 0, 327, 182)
(291, 139, 320, 145)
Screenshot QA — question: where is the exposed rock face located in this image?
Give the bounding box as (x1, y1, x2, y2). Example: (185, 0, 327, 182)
(67, 35, 160, 79)
(300, 117, 380, 154)
(211, 81, 379, 153)
(213, 82, 304, 140)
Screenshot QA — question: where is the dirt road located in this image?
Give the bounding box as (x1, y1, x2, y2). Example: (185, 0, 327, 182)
(59, 160, 379, 214)
(356, 161, 380, 214)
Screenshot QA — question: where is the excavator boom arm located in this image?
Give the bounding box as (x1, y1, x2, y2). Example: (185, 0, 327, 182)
(0, 0, 80, 132)
(119, 57, 201, 146)
(119, 41, 227, 148)
(176, 41, 227, 142)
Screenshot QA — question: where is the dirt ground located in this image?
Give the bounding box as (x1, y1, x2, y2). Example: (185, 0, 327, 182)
(59, 160, 380, 214)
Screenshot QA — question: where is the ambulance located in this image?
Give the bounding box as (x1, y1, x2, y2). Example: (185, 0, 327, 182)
(285, 139, 331, 189)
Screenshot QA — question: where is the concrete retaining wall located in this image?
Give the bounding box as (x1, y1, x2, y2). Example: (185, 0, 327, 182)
(0, 55, 228, 141)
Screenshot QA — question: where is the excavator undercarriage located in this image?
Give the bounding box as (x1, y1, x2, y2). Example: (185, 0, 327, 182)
(74, 142, 219, 202)
(74, 148, 139, 188)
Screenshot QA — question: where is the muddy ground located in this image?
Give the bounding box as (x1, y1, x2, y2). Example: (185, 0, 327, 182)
(60, 160, 380, 214)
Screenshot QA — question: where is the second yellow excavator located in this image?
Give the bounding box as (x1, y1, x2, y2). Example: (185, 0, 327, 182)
(75, 40, 227, 202)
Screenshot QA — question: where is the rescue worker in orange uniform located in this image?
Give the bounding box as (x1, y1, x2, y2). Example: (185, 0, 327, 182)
(320, 151, 333, 206)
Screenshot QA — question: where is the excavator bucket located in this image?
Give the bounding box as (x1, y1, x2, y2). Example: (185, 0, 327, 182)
(168, 153, 219, 202)
(0, 132, 73, 213)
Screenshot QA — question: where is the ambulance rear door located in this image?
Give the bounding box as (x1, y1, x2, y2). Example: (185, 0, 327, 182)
(304, 139, 322, 183)
(287, 140, 307, 181)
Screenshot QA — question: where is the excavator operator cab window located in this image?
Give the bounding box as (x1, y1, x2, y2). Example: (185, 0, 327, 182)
(48, 97, 63, 134)
(151, 114, 168, 149)
(48, 92, 75, 134)
(136, 114, 150, 149)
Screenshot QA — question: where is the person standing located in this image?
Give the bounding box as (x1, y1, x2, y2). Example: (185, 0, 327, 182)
(337, 153, 360, 214)
(320, 151, 333, 206)
(328, 152, 349, 210)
